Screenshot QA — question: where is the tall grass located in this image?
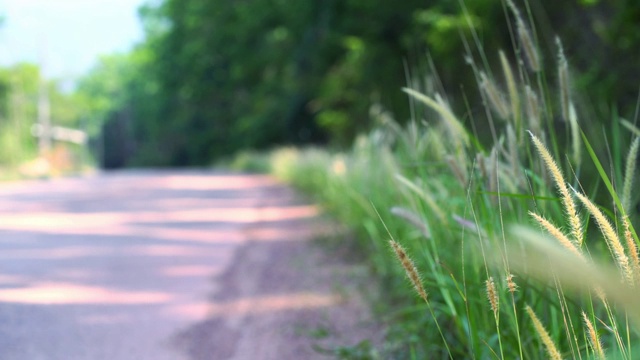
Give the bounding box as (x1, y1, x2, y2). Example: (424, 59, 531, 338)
(231, 1, 640, 358)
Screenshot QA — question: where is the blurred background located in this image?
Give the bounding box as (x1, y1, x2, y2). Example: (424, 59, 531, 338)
(0, 0, 637, 174)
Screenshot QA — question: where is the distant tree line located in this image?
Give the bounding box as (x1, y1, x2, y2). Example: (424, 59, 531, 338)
(70, 0, 640, 167)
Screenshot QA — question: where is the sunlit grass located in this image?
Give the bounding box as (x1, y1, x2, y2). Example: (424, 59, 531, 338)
(230, 1, 640, 358)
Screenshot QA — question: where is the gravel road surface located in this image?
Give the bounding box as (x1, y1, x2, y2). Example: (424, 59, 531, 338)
(0, 170, 380, 359)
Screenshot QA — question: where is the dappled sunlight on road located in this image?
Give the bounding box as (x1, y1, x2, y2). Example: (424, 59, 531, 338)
(0, 206, 319, 231)
(160, 174, 278, 190)
(165, 293, 342, 320)
(208, 293, 342, 316)
(0, 281, 172, 305)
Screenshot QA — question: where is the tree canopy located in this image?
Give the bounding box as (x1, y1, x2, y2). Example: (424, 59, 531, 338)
(1, 0, 637, 168)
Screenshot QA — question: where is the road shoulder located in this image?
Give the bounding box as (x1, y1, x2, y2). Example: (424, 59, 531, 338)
(171, 189, 384, 359)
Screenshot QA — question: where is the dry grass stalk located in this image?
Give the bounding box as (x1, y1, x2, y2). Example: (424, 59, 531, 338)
(525, 85, 541, 134)
(622, 215, 640, 283)
(476, 152, 487, 180)
(452, 214, 488, 239)
(425, 127, 448, 160)
(389, 240, 428, 303)
(394, 174, 446, 223)
(557, 37, 571, 122)
(506, 0, 540, 72)
(529, 131, 583, 245)
(506, 274, 518, 294)
(529, 211, 582, 258)
(402, 88, 470, 149)
(500, 50, 521, 130)
(488, 146, 499, 198)
(568, 103, 581, 167)
(479, 71, 510, 119)
(525, 305, 562, 360)
(622, 136, 640, 213)
(486, 276, 499, 316)
(497, 164, 521, 194)
(445, 155, 468, 188)
(581, 312, 605, 359)
(507, 124, 520, 179)
(621, 118, 640, 136)
(573, 190, 634, 285)
(390, 206, 431, 239)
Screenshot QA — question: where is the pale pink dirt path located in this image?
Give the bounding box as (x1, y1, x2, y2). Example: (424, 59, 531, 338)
(0, 170, 381, 359)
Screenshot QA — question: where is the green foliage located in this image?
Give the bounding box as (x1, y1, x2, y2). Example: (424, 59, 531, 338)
(0, 64, 68, 166)
(75, 54, 135, 136)
(75, 0, 516, 166)
(68, 0, 639, 167)
(0, 60, 93, 176)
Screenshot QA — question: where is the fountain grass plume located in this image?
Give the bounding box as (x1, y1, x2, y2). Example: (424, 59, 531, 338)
(500, 50, 521, 132)
(529, 211, 583, 258)
(479, 71, 510, 119)
(506, 0, 540, 72)
(402, 88, 470, 150)
(622, 215, 640, 283)
(389, 239, 428, 303)
(525, 305, 563, 360)
(394, 174, 446, 222)
(557, 37, 571, 122)
(390, 206, 431, 239)
(486, 276, 499, 316)
(529, 131, 583, 246)
(572, 189, 634, 285)
(568, 103, 582, 167)
(622, 136, 640, 213)
(524, 85, 541, 134)
(581, 311, 605, 359)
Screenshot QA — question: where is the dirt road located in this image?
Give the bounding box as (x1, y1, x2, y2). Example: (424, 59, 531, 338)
(0, 170, 379, 359)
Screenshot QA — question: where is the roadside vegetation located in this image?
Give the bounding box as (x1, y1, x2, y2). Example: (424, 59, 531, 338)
(229, 1, 640, 358)
(1, 0, 639, 357)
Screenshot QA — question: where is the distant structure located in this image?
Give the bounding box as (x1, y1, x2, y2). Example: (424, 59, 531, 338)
(30, 35, 87, 174)
(36, 64, 52, 155)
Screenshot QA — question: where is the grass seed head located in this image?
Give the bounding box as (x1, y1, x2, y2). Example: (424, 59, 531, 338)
(573, 190, 634, 285)
(622, 215, 640, 284)
(486, 276, 499, 316)
(390, 206, 431, 239)
(488, 146, 499, 198)
(506, 274, 518, 294)
(581, 311, 605, 360)
(525, 85, 541, 134)
(389, 240, 429, 303)
(557, 37, 571, 122)
(479, 71, 510, 119)
(568, 103, 581, 167)
(507, 0, 540, 72)
(529, 131, 583, 245)
(529, 211, 582, 257)
(500, 50, 521, 130)
(445, 155, 468, 188)
(507, 124, 520, 180)
(622, 136, 640, 213)
(402, 88, 470, 151)
(525, 305, 563, 360)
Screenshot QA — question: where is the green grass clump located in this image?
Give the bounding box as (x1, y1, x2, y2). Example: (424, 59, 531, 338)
(232, 2, 640, 358)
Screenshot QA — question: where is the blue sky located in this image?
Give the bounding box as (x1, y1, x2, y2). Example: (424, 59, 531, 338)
(0, 0, 147, 81)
